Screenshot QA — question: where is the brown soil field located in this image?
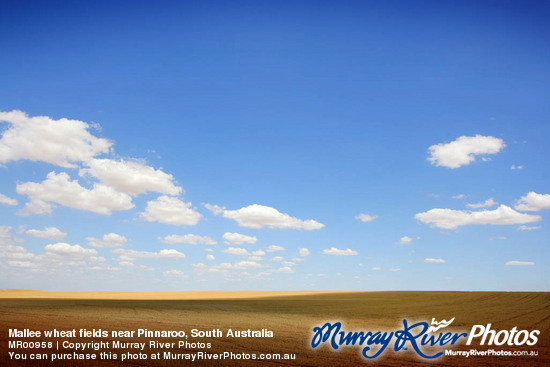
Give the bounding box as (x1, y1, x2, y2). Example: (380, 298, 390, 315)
(1, 291, 548, 366)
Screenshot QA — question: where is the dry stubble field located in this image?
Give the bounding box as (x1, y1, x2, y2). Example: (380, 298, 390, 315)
(0, 290, 548, 366)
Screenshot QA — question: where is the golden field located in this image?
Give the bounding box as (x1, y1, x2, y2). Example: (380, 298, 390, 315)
(1, 291, 548, 366)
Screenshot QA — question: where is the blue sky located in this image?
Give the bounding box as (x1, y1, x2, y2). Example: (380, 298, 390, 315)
(0, 0, 549, 291)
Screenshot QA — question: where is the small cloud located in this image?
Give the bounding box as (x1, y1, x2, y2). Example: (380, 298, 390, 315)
(113, 248, 185, 261)
(17, 172, 134, 215)
(44, 243, 97, 258)
(0, 193, 18, 206)
(26, 227, 67, 240)
(355, 213, 378, 223)
(505, 261, 535, 266)
(515, 192, 550, 212)
(222, 232, 257, 245)
(490, 236, 507, 241)
(510, 165, 523, 170)
(8, 260, 35, 268)
(206, 254, 215, 261)
(79, 158, 181, 196)
(271, 256, 284, 262)
(427, 135, 505, 169)
(17, 199, 52, 216)
(158, 234, 216, 245)
(452, 194, 465, 199)
(203, 203, 226, 215)
(466, 198, 498, 209)
(163, 270, 184, 277)
(86, 233, 127, 248)
(372, 267, 381, 271)
(399, 236, 413, 245)
(274, 267, 294, 274)
(0, 110, 112, 168)
(322, 247, 358, 256)
(208, 203, 324, 230)
(265, 245, 285, 252)
(298, 248, 311, 257)
(424, 258, 445, 263)
(517, 225, 541, 231)
(222, 247, 250, 256)
(415, 205, 541, 229)
(139, 196, 201, 226)
(389, 268, 401, 272)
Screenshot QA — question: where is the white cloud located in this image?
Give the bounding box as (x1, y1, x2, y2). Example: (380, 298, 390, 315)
(517, 225, 541, 231)
(511, 165, 523, 170)
(372, 267, 381, 271)
(26, 227, 67, 240)
(112, 248, 185, 261)
(0, 193, 17, 206)
(17, 199, 52, 216)
(466, 198, 498, 209)
(274, 267, 294, 274)
(248, 256, 263, 261)
(265, 245, 284, 252)
(222, 247, 250, 256)
(17, 171, 134, 215)
(139, 195, 202, 226)
(322, 247, 358, 256)
(298, 248, 311, 257)
(399, 236, 413, 245)
(505, 261, 535, 266)
(452, 194, 465, 199)
(0, 226, 35, 264)
(427, 135, 505, 169)
(204, 203, 226, 215)
(0, 110, 112, 168)
(44, 243, 98, 258)
(252, 250, 265, 256)
(490, 236, 507, 241)
(389, 268, 401, 272)
(158, 234, 216, 245)
(222, 232, 257, 245)
(163, 270, 184, 277)
(8, 260, 34, 268)
(80, 158, 181, 195)
(118, 262, 156, 271)
(424, 258, 446, 263)
(355, 213, 378, 222)
(211, 203, 324, 230)
(415, 205, 541, 229)
(514, 192, 550, 212)
(206, 254, 215, 261)
(193, 261, 263, 272)
(86, 233, 127, 248)
(271, 256, 284, 261)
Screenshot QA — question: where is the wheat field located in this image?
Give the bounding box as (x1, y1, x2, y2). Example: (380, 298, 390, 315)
(1, 291, 548, 366)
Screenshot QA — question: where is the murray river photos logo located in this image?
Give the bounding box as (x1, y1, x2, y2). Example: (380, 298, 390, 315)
(311, 317, 540, 360)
